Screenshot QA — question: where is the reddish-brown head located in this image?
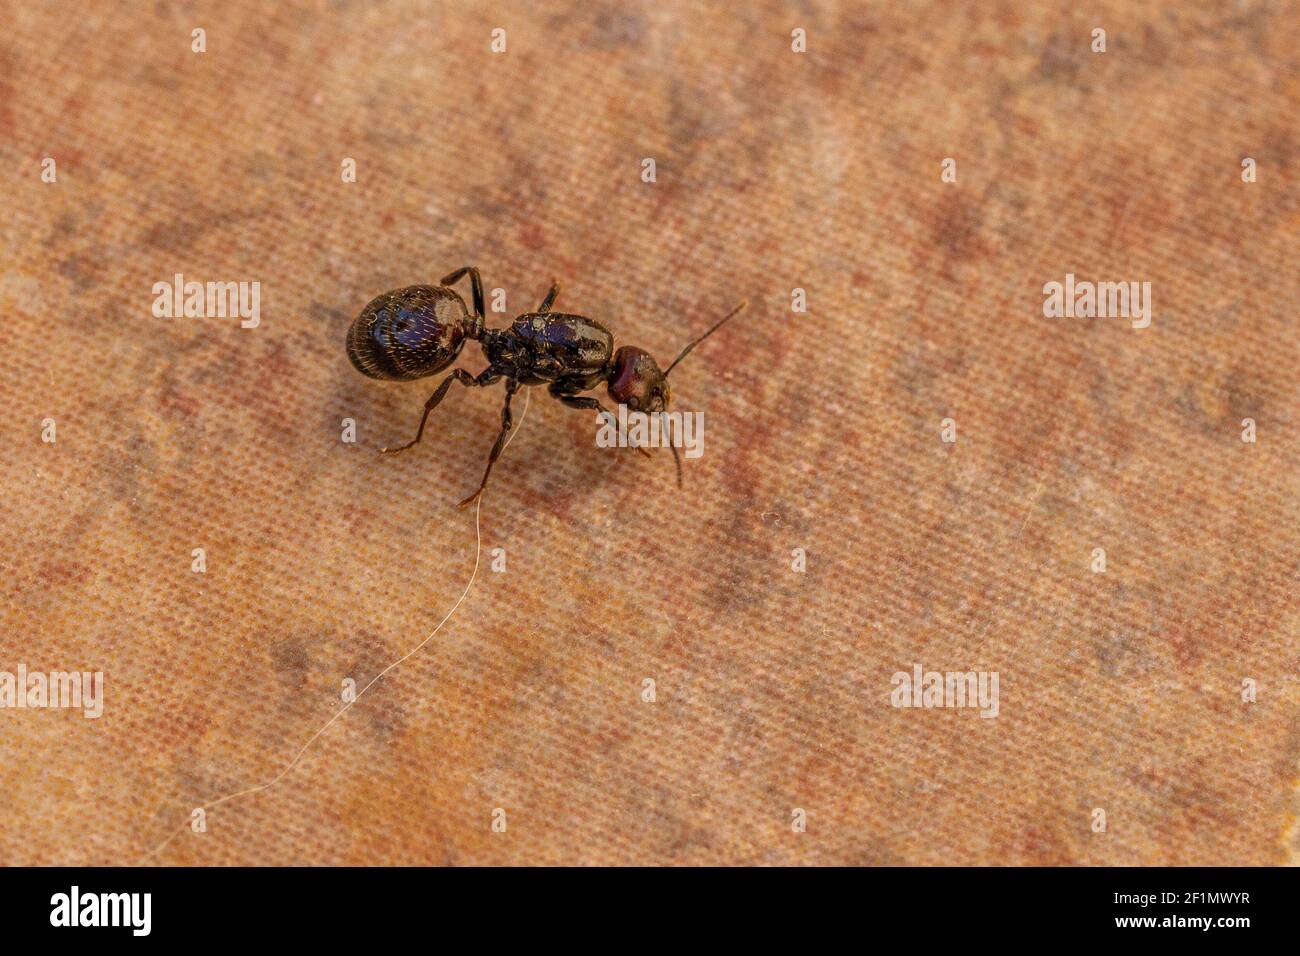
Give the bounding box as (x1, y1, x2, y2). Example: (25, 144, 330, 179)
(604, 300, 748, 413)
(606, 346, 670, 413)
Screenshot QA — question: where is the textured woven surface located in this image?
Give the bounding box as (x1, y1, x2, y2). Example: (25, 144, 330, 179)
(1, 0, 1297, 865)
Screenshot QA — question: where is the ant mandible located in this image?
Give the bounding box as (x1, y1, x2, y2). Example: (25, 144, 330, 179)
(346, 266, 746, 507)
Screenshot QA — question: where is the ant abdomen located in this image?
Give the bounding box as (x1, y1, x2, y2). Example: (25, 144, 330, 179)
(346, 285, 477, 381)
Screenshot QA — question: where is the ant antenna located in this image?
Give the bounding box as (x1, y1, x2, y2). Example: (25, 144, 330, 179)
(663, 300, 748, 378)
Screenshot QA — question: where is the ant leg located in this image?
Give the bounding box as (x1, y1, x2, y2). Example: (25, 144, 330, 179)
(537, 279, 560, 313)
(458, 379, 520, 508)
(440, 266, 485, 319)
(551, 388, 651, 459)
(381, 368, 482, 455)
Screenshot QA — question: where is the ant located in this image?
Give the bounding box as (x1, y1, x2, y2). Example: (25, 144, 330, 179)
(346, 266, 746, 507)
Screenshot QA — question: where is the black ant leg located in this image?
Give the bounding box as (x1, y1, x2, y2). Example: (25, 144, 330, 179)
(440, 266, 485, 319)
(381, 368, 495, 454)
(458, 378, 520, 508)
(550, 387, 651, 459)
(537, 279, 560, 313)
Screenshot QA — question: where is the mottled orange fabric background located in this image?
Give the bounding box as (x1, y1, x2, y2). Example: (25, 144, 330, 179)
(0, 0, 1297, 865)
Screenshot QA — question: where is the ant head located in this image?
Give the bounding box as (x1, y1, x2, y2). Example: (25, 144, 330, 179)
(605, 300, 748, 414)
(607, 347, 670, 413)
